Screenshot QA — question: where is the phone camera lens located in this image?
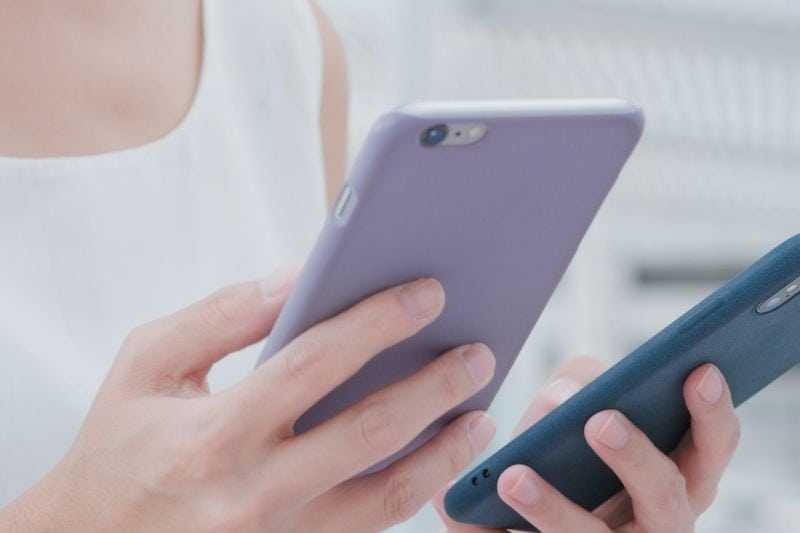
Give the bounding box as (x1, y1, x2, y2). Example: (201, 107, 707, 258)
(421, 124, 448, 147)
(766, 296, 783, 308)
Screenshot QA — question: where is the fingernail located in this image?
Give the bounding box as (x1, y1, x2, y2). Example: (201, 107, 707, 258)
(507, 469, 541, 506)
(260, 262, 300, 298)
(461, 343, 495, 385)
(595, 412, 629, 450)
(541, 377, 582, 406)
(696, 366, 723, 404)
(467, 413, 496, 454)
(397, 278, 445, 320)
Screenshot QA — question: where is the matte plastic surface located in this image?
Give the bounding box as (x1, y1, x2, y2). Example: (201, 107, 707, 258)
(256, 100, 644, 473)
(445, 234, 800, 531)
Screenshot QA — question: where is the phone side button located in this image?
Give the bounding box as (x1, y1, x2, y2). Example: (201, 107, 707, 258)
(333, 183, 357, 224)
(678, 298, 726, 335)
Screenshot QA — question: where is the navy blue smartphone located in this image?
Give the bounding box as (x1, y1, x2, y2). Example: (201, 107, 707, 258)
(444, 234, 800, 531)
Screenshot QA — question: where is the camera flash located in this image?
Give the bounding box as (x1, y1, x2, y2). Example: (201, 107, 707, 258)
(757, 275, 800, 314)
(468, 126, 486, 140)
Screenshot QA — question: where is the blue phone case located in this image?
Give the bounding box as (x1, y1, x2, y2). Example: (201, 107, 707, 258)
(444, 234, 800, 531)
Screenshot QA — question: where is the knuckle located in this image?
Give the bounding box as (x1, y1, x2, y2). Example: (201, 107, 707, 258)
(368, 306, 397, 336)
(538, 395, 560, 412)
(629, 433, 649, 470)
(383, 475, 421, 525)
(255, 485, 284, 514)
(442, 437, 473, 476)
(438, 358, 471, 405)
(726, 417, 742, 455)
(195, 284, 258, 335)
(353, 399, 400, 455)
(695, 485, 718, 514)
(364, 293, 409, 337)
(152, 443, 195, 488)
(281, 336, 326, 383)
(152, 426, 235, 489)
(121, 322, 159, 354)
(198, 501, 252, 533)
(199, 291, 238, 332)
(652, 465, 687, 514)
(118, 322, 170, 384)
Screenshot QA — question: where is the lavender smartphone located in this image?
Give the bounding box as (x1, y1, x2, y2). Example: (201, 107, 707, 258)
(256, 100, 644, 473)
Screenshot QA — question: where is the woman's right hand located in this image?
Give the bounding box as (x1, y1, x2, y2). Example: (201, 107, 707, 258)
(0, 265, 497, 532)
(433, 357, 740, 533)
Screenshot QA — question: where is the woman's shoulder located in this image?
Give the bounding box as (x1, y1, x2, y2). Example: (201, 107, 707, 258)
(206, 0, 347, 206)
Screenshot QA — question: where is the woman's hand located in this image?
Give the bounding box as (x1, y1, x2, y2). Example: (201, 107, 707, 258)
(434, 356, 741, 533)
(1, 265, 498, 532)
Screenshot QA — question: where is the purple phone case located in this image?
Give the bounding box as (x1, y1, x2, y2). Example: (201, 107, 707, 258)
(256, 100, 644, 473)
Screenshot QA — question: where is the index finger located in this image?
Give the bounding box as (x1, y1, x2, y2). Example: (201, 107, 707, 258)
(116, 264, 300, 389)
(233, 277, 445, 429)
(512, 355, 607, 437)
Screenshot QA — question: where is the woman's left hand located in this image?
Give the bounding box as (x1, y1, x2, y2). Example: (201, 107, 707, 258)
(433, 356, 741, 533)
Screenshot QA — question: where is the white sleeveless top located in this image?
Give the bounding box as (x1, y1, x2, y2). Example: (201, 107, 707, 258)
(0, 0, 327, 503)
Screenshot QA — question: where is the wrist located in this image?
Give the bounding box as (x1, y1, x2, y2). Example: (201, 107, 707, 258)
(0, 456, 104, 533)
(0, 470, 65, 532)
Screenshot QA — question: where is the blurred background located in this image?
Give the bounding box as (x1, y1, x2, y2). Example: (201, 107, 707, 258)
(316, 0, 800, 531)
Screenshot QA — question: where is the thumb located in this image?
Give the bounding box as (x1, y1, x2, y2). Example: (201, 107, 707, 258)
(118, 262, 301, 390)
(511, 355, 607, 437)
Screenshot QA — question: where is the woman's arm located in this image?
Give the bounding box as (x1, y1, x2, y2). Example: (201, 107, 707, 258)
(309, 0, 349, 209)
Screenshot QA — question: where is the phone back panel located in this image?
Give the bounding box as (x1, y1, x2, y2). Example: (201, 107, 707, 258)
(256, 100, 644, 473)
(445, 234, 800, 531)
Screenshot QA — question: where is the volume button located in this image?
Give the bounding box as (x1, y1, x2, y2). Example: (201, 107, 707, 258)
(678, 298, 726, 334)
(334, 183, 356, 223)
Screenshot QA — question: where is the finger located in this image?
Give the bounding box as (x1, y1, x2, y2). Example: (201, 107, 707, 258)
(672, 364, 740, 513)
(497, 465, 609, 533)
(512, 355, 607, 437)
(432, 484, 499, 533)
(584, 410, 694, 531)
(590, 490, 634, 529)
(117, 263, 300, 388)
(238, 277, 445, 423)
(308, 412, 497, 531)
(268, 342, 496, 503)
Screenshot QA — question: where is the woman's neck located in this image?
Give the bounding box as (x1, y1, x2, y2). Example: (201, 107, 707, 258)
(0, 0, 202, 158)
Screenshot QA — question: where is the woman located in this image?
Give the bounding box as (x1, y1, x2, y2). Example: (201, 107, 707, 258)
(0, 1, 740, 531)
